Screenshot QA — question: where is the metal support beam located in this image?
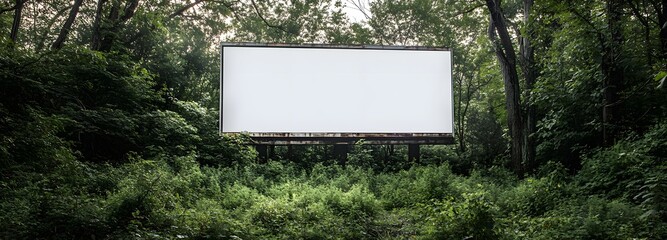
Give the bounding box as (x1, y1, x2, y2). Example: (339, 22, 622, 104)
(333, 144, 349, 165)
(255, 145, 268, 163)
(408, 144, 420, 163)
(268, 145, 275, 160)
(286, 145, 294, 160)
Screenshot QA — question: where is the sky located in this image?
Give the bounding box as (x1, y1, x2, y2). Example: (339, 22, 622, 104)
(341, 0, 373, 23)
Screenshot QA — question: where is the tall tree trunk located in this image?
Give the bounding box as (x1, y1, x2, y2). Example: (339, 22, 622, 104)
(520, 0, 536, 173)
(94, 0, 139, 52)
(486, 0, 524, 177)
(456, 76, 464, 152)
(9, 0, 24, 43)
(91, 0, 108, 50)
(626, 0, 652, 64)
(36, 5, 72, 51)
(659, 0, 667, 60)
(51, 0, 84, 50)
(602, 0, 624, 146)
(97, 0, 121, 52)
(456, 70, 467, 153)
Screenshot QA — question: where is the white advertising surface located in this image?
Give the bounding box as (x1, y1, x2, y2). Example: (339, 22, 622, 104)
(221, 45, 452, 134)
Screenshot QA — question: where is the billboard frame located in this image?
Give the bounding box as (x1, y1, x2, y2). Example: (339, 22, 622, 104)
(220, 42, 454, 145)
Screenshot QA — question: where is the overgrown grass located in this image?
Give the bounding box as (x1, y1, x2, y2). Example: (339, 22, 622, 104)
(1, 118, 665, 239)
(1, 152, 663, 239)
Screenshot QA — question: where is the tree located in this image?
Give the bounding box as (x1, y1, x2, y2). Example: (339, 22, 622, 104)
(485, 0, 525, 176)
(520, 0, 537, 171)
(653, 0, 667, 61)
(90, 0, 140, 51)
(601, 0, 624, 146)
(9, 0, 25, 43)
(51, 0, 84, 50)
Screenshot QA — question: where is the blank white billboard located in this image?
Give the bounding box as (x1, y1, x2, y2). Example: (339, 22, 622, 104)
(221, 44, 452, 134)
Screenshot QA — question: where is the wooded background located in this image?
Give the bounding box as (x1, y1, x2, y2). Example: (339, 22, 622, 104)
(1, 0, 666, 239)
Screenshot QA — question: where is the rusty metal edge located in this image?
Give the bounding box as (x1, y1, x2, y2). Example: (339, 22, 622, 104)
(223, 46, 225, 136)
(449, 48, 456, 139)
(220, 42, 451, 51)
(221, 132, 454, 145)
(239, 132, 452, 138)
(249, 136, 454, 145)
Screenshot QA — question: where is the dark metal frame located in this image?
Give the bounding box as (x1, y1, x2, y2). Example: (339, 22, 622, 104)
(220, 42, 454, 145)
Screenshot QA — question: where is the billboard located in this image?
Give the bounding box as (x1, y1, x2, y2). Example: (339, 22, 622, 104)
(220, 43, 453, 144)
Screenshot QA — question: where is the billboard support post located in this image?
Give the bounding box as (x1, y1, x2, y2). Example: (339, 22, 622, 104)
(256, 145, 268, 163)
(333, 144, 349, 165)
(287, 146, 294, 160)
(268, 145, 276, 159)
(408, 144, 420, 163)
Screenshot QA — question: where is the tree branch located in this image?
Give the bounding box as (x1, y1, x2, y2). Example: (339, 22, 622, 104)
(9, 0, 23, 43)
(36, 4, 73, 51)
(168, 0, 207, 20)
(488, 15, 510, 67)
(250, 0, 292, 34)
(90, 0, 107, 50)
(0, 0, 28, 14)
(626, 0, 651, 27)
(649, 0, 664, 23)
(452, 3, 484, 18)
(51, 0, 84, 50)
(567, 4, 605, 44)
(216, 0, 243, 22)
(120, 0, 140, 22)
(125, 0, 237, 45)
(347, 0, 371, 20)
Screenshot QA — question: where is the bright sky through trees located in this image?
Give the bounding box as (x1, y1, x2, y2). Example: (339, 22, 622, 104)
(342, 0, 372, 22)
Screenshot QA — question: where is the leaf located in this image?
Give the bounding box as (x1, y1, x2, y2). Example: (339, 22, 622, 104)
(639, 209, 656, 220)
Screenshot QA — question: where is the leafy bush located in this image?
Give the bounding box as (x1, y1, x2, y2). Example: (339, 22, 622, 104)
(420, 191, 498, 239)
(348, 141, 377, 170)
(376, 164, 457, 208)
(576, 122, 667, 229)
(498, 172, 572, 217)
(500, 197, 650, 240)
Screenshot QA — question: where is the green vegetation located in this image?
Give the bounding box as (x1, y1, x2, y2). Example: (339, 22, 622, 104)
(1, 138, 665, 239)
(2, 0, 667, 239)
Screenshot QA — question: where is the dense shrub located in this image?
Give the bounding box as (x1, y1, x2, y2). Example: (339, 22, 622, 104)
(1, 153, 660, 239)
(375, 164, 458, 208)
(420, 191, 498, 240)
(576, 123, 667, 237)
(497, 175, 572, 217)
(577, 123, 667, 200)
(498, 197, 651, 240)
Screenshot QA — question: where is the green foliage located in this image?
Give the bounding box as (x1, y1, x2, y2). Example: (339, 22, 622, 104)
(499, 197, 651, 240)
(498, 175, 572, 217)
(375, 164, 457, 208)
(420, 191, 498, 240)
(2, 0, 667, 239)
(460, 106, 507, 173)
(576, 123, 667, 201)
(0, 110, 74, 171)
(138, 109, 200, 157)
(420, 145, 458, 166)
(348, 140, 377, 169)
(1, 152, 659, 239)
(574, 123, 667, 237)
